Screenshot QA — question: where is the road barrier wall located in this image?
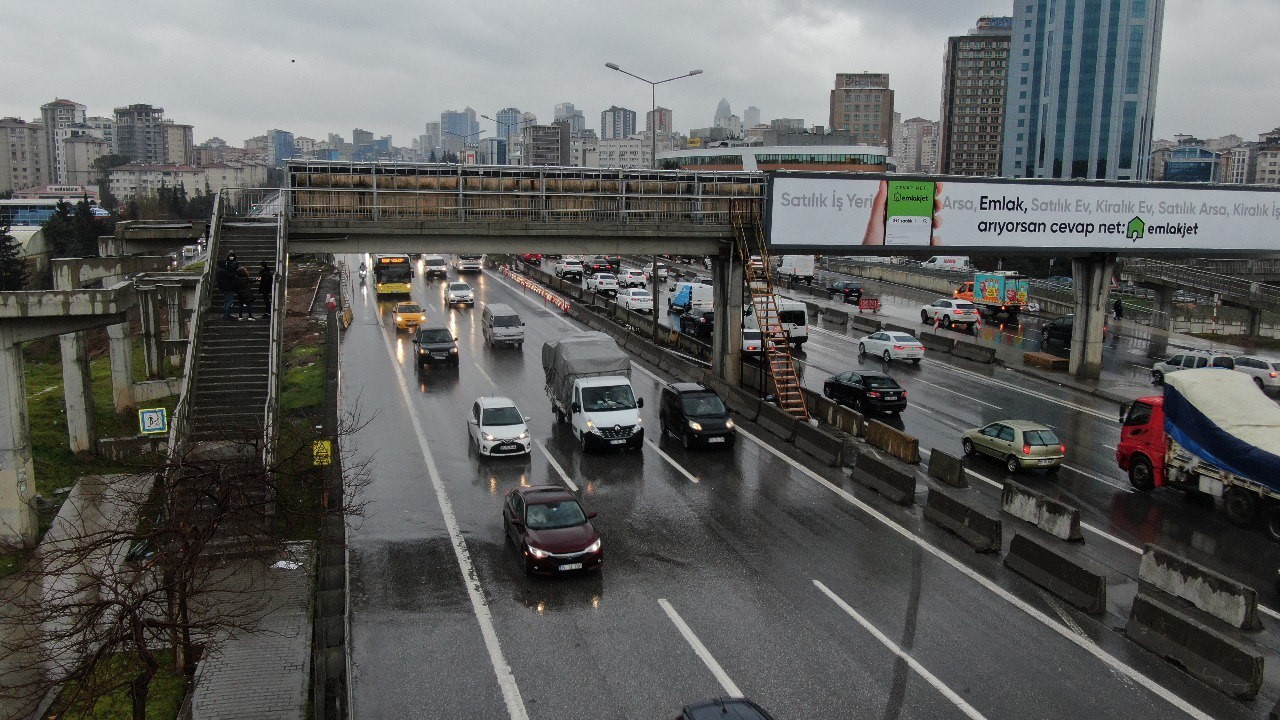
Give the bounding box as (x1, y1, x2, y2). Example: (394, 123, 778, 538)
(924, 488, 1001, 552)
(823, 308, 850, 326)
(1004, 531, 1107, 614)
(918, 332, 956, 354)
(1001, 480, 1083, 542)
(849, 315, 881, 334)
(713, 380, 761, 423)
(794, 422, 845, 466)
(881, 322, 916, 336)
(851, 448, 916, 505)
(952, 340, 997, 364)
(1126, 591, 1264, 700)
(927, 448, 968, 488)
(757, 402, 799, 442)
(1139, 545, 1264, 630)
(864, 419, 920, 463)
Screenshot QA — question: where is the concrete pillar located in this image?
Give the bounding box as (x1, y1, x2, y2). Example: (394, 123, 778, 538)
(164, 283, 184, 368)
(58, 331, 96, 453)
(1153, 286, 1176, 332)
(711, 253, 744, 386)
(107, 321, 135, 412)
(139, 286, 162, 379)
(1069, 253, 1116, 382)
(0, 327, 37, 544)
(1246, 307, 1263, 337)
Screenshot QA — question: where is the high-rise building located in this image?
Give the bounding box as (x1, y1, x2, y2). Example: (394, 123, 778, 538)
(161, 121, 194, 165)
(829, 73, 894, 147)
(522, 123, 570, 166)
(713, 98, 732, 128)
(41, 98, 87, 184)
(743, 106, 761, 129)
(938, 16, 1012, 176)
(1161, 136, 1217, 182)
(894, 117, 940, 173)
(267, 129, 295, 166)
(440, 108, 479, 154)
(0, 117, 46, 194)
(493, 108, 522, 143)
(1002, 0, 1165, 180)
(352, 128, 374, 148)
(600, 106, 636, 140)
(114, 104, 167, 164)
(646, 107, 673, 133)
(553, 103, 586, 136)
(1222, 141, 1260, 184)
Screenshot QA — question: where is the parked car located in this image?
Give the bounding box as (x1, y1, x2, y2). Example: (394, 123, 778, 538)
(467, 396, 532, 457)
(962, 419, 1066, 474)
(658, 382, 735, 449)
(391, 302, 425, 331)
(678, 698, 775, 720)
(445, 281, 474, 306)
(857, 331, 924, 364)
(1233, 355, 1280, 393)
(823, 370, 907, 415)
(585, 272, 619, 296)
(619, 269, 648, 288)
(502, 485, 602, 575)
(825, 280, 863, 303)
(920, 298, 980, 329)
(1151, 350, 1235, 384)
(617, 287, 654, 313)
(679, 308, 714, 339)
(412, 325, 459, 366)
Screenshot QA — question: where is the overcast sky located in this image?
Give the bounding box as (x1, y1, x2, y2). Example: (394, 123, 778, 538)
(7, 1, 1277, 149)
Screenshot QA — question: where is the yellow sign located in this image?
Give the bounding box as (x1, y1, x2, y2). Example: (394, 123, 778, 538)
(312, 440, 332, 466)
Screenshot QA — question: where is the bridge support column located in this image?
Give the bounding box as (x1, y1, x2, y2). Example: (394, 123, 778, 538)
(164, 282, 184, 368)
(1069, 253, 1116, 382)
(107, 321, 135, 412)
(1246, 307, 1263, 337)
(1153, 286, 1176, 332)
(139, 285, 163, 379)
(711, 254, 743, 386)
(0, 327, 37, 544)
(58, 331, 97, 454)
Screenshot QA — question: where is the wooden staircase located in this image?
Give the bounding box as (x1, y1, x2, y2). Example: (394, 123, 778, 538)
(734, 214, 810, 420)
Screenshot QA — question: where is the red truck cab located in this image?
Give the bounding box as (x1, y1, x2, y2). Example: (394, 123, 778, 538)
(1116, 395, 1165, 491)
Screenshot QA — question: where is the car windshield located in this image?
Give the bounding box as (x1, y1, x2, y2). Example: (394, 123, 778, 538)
(395, 304, 422, 313)
(492, 315, 521, 327)
(743, 330, 762, 341)
(418, 329, 452, 343)
(863, 375, 900, 389)
(955, 302, 977, 310)
(630, 291, 651, 300)
(580, 385, 637, 412)
(424, 257, 446, 266)
(1024, 429, 1060, 446)
(890, 334, 918, 343)
(681, 394, 726, 417)
(482, 406, 524, 426)
(448, 283, 470, 291)
(460, 254, 482, 260)
(524, 500, 587, 530)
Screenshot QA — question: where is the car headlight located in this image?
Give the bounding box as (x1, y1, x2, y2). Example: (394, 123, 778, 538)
(725, 419, 735, 430)
(526, 544, 549, 559)
(688, 420, 703, 431)
(482, 432, 496, 441)
(635, 417, 642, 425)
(584, 539, 602, 554)
(518, 430, 530, 440)
(449, 348, 458, 354)
(417, 348, 426, 354)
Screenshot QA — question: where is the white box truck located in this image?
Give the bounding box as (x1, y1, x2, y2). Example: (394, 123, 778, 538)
(543, 333, 644, 452)
(743, 296, 809, 348)
(776, 255, 816, 284)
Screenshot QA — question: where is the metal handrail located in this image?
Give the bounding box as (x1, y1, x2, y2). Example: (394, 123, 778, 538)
(167, 190, 223, 457)
(261, 206, 287, 468)
(1124, 258, 1280, 309)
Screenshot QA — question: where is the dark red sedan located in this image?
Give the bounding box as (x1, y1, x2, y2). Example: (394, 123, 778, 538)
(502, 486, 602, 575)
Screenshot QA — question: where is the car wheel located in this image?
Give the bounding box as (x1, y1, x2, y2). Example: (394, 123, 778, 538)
(1225, 487, 1259, 527)
(1255, 377, 1265, 390)
(682, 428, 693, 449)
(1006, 455, 1021, 474)
(1152, 370, 1164, 385)
(1128, 456, 1155, 491)
(883, 350, 892, 363)
(921, 310, 930, 324)
(858, 343, 866, 357)
(942, 315, 952, 327)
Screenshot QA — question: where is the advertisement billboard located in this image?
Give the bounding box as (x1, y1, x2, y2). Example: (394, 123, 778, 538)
(765, 173, 1280, 255)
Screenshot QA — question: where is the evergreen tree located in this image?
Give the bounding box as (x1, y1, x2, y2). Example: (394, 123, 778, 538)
(42, 201, 77, 257)
(0, 223, 30, 290)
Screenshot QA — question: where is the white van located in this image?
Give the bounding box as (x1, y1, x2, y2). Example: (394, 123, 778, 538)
(921, 256, 970, 272)
(668, 282, 713, 314)
(743, 296, 809, 348)
(481, 303, 524, 348)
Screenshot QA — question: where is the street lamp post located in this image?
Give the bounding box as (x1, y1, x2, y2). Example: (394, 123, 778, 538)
(440, 128, 486, 164)
(604, 62, 703, 340)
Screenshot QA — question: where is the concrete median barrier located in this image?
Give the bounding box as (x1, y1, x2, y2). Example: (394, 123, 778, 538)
(918, 332, 955, 354)
(832, 405, 863, 436)
(849, 315, 881, 334)
(715, 382, 760, 423)
(850, 448, 916, 506)
(926, 448, 968, 488)
(803, 300, 820, 318)
(864, 419, 920, 463)
(881, 322, 916, 336)
(1004, 531, 1107, 614)
(794, 422, 844, 466)
(637, 345, 662, 368)
(1139, 545, 1264, 631)
(1001, 480, 1083, 542)
(1126, 592, 1264, 700)
(951, 340, 997, 364)
(823, 308, 849, 326)
(756, 402, 799, 442)
(741, 362, 764, 392)
(924, 488, 1001, 552)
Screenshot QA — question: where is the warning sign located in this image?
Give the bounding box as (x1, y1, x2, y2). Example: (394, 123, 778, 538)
(312, 439, 332, 466)
(138, 408, 169, 435)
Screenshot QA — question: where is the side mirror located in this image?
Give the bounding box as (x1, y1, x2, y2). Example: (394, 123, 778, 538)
(1118, 403, 1129, 424)
(571, 402, 581, 413)
(510, 518, 524, 528)
(412, 338, 420, 344)
(587, 511, 598, 519)
(636, 397, 644, 408)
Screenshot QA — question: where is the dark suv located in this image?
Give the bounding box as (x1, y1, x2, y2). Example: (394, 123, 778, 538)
(825, 280, 863, 303)
(586, 256, 614, 275)
(412, 325, 459, 366)
(679, 308, 714, 339)
(1039, 315, 1073, 350)
(659, 382, 735, 448)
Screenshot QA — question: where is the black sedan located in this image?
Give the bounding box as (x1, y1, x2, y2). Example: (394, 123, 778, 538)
(823, 370, 907, 415)
(825, 280, 863, 303)
(679, 308, 714, 339)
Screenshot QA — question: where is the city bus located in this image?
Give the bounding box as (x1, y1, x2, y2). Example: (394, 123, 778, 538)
(373, 254, 414, 295)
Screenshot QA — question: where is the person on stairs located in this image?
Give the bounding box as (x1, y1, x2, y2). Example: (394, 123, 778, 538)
(217, 252, 238, 320)
(234, 265, 257, 320)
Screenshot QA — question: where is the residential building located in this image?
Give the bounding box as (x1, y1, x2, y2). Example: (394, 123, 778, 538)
(495, 107, 523, 142)
(0, 117, 46, 194)
(1251, 130, 1280, 186)
(352, 128, 373, 148)
(717, 115, 742, 137)
(522, 122, 570, 166)
(743, 106, 760, 129)
(41, 98, 87, 184)
(266, 129, 294, 166)
(553, 103, 586, 136)
(1148, 146, 1171, 181)
(63, 134, 111, 187)
(591, 134, 679, 169)
(294, 136, 317, 158)
(770, 118, 806, 133)
(108, 162, 268, 200)
(84, 116, 116, 153)
(829, 73, 894, 147)
(600, 106, 636, 140)
(161, 121, 194, 165)
(893, 117, 940, 173)
(1002, 0, 1166, 180)
(938, 16, 1012, 176)
(570, 135, 598, 167)
(659, 144, 886, 172)
(646, 107, 673, 134)
(114, 104, 167, 164)
(1161, 137, 1217, 182)
(1222, 141, 1260, 184)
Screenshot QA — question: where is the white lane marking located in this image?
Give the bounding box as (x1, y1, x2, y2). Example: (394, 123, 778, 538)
(1102, 444, 1116, 451)
(1041, 590, 1088, 639)
(913, 379, 1002, 409)
(814, 581, 989, 720)
(473, 362, 496, 387)
(1062, 463, 1131, 492)
(658, 599, 743, 698)
(733, 426, 1214, 720)
(375, 320, 528, 720)
(645, 439, 700, 483)
(534, 439, 578, 493)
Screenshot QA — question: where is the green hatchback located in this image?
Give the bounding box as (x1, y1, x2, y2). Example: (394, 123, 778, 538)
(961, 419, 1066, 473)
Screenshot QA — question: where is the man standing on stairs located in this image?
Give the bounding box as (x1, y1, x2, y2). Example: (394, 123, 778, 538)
(217, 252, 238, 320)
(258, 262, 274, 317)
(234, 265, 257, 320)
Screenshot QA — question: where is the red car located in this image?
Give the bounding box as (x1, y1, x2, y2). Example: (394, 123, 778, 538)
(520, 253, 543, 264)
(502, 486, 602, 575)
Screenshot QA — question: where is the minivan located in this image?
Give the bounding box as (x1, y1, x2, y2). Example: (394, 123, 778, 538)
(482, 303, 524, 348)
(422, 254, 449, 278)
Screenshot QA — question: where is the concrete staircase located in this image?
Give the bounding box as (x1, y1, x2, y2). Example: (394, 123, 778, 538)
(188, 221, 278, 442)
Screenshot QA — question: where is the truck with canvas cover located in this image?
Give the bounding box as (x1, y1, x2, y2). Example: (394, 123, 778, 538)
(543, 332, 643, 452)
(954, 271, 1029, 320)
(1117, 368, 1280, 537)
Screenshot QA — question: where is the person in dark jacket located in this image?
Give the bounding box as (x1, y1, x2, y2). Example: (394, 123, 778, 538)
(216, 253, 237, 319)
(258, 262, 274, 317)
(234, 266, 256, 320)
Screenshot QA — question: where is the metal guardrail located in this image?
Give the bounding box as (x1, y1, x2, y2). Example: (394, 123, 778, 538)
(262, 210, 287, 468)
(167, 192, 222, 457)
(1123, 258, 1280, 312)
(1181, 258, 1280, 277)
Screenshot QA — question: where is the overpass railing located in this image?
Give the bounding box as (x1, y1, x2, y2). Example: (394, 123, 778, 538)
(285, 161, 766, 225)
(1123, 258, 1280, 312)
(167, 191, 222, 458)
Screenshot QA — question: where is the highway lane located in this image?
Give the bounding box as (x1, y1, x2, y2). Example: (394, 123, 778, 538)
(341, 255, 1256, 720)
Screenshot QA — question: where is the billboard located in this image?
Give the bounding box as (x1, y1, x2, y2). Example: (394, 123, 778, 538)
(765, 173, 1280, 255)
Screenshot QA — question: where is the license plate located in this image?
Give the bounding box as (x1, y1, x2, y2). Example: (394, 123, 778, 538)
(433, 353, 448, 359)
(884, 394, 898, 400)
(707, 437, 726, 443)
(609, 439, 625, 445)
(1037, 458, 1056, 466)
(497, 444, 520, 452)
(559, 563, 583, 571)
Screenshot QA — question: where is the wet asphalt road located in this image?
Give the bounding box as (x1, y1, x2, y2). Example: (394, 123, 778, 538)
(341, 255, 1274, 720)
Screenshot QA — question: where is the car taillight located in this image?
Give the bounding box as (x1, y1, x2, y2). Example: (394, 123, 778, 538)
(1022, 444, 1031, 455)
(894, 345, 908, 350)
(901, 391, 907, 398)
(867, 391, 881, 398)
(1270, 372, 1278, 378)
(1060, 444, 1067, 454)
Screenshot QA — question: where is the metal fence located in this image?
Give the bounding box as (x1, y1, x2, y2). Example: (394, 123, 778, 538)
(1123, 258, 1280, 313)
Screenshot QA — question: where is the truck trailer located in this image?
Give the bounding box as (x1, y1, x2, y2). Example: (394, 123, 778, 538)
(954, 271, 1029, 321)
(543, 332, 644, 452)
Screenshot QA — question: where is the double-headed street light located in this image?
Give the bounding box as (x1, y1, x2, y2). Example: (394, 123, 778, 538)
(440, 128, 487, 163)
(480, 114, 539, 164)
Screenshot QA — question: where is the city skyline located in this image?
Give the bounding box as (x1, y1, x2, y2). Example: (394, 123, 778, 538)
(4, 0, 1277, 151)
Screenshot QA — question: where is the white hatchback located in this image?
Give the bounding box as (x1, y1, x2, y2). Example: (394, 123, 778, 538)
(858, 331, 925, 364)
(617, 288, 654, 314)
(467, 396, 532, 456)
(619, 269, 648, 288)
(445, 281, 474, 306)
